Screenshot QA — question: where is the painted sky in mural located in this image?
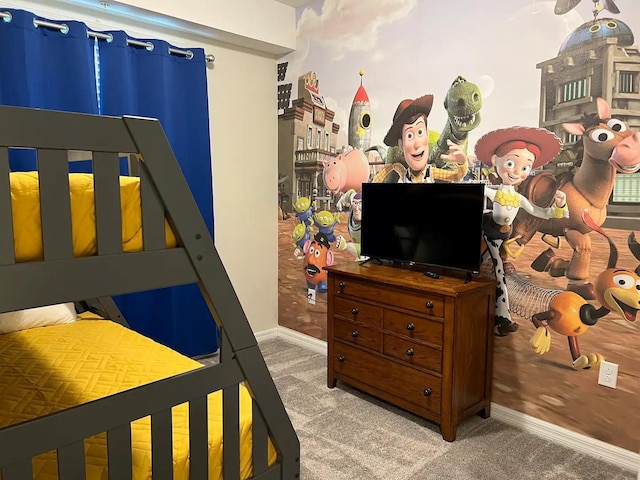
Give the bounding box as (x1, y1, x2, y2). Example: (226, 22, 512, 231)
(282, 0, 640, 152)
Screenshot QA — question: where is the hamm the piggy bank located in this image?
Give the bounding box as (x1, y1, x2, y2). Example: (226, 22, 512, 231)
(323, 148, 370, 195)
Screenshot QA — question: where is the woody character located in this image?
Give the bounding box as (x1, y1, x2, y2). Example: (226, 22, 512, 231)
(373, 95, 468, 183)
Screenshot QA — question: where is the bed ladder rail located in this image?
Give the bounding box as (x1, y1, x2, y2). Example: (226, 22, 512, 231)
(0, 362, 281, 479)
(77, 297, 130, 327)
(0, 105, 300, 478)
(0, 108, 192, 313)
(122, 115, 300, 479)
(0, 248, 199, 315)
(218, 332, 295, 480)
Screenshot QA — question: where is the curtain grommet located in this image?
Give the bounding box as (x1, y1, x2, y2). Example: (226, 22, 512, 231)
(33, 18, 69, 34)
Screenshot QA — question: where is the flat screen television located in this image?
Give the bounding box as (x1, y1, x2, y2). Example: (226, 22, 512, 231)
(360, 182, 486, 273)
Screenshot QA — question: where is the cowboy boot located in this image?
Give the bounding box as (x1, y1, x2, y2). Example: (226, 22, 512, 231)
(495, 316, 519, 337)
(548, 258, 569, 277)
(530, 248, 556, 272)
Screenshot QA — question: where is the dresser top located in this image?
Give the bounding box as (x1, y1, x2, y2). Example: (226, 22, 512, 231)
(325, 261, 495, 296)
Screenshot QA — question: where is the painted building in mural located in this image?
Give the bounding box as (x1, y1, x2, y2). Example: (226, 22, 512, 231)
(278, 70, 384, 211)
(277, 71, 340, 212)
(536, 15, 640, 226)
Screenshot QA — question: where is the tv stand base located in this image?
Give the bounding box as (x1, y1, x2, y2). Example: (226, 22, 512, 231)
(359, 257, 383, 266)
(325, 262, 496, 442)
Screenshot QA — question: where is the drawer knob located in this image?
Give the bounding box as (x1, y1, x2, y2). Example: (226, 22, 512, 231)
(406, 348, 414, 356)
(406, 323, 415, 331)
(338, 355, 345, 363)
(425, 301, 434, 309)
(351, 307, 359, 315)
(338, 282, 346, 292)
(351, 331, 359, 338)
(423, 388, 432, 397)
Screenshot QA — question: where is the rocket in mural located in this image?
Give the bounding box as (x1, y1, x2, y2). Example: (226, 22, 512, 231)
(348, 70, 372, 151)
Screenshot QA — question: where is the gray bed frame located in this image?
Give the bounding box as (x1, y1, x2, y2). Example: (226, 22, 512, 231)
(0, 105, 300, 479)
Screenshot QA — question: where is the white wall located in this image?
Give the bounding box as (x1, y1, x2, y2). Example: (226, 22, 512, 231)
(89, 0, 297, 55)
(207, 46, 280, 335)
(5, 0, 293, 335)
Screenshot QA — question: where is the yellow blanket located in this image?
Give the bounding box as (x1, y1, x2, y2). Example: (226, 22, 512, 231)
(0, 320, 276, 479)
(10, 172, 178, 263)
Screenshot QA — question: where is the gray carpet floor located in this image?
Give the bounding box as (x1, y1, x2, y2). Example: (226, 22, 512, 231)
(253, 337, 636, 480)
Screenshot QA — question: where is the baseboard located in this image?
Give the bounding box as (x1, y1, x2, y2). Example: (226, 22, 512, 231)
(255, 327, 278, 343)
(491, 404, 639, 472)
(271, 327, 639, 474)
(272, 326, 328, 354)
(255, 326, 327, 353)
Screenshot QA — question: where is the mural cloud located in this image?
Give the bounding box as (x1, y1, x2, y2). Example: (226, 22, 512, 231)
(296, 0, 417, 60)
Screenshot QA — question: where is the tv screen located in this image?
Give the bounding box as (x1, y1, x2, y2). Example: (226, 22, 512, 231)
(360, 182, 485, 273)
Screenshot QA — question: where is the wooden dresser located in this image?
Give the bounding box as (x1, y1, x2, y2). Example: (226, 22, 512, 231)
(326, 262, 496, 441)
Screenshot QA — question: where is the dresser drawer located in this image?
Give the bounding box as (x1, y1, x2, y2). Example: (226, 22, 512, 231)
(333, 317, 381, 351)
(335, 277, 444, 317)
(383, 310, 443, 345)
(333, 295, 382, 328)
(332, 342, 441, 414)
(382, 334, 442, 373)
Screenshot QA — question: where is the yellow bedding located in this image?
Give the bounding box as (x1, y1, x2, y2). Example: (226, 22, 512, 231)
(0, 320, 276, 479)
(10, 172, 178, 263)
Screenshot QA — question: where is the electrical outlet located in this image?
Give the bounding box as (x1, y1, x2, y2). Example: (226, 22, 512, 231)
(307, 288, 316, 305)
(598, 361, 619, 389)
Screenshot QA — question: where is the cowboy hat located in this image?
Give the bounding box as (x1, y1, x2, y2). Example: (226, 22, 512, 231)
(383, 95, 434, 147)
(474, 126, 562, 170)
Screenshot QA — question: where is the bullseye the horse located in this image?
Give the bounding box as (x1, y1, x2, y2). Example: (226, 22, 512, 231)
(510, 97, 640, 299)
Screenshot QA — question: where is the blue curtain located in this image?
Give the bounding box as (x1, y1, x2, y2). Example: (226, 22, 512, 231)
(97, 31, 218, 357)
(0, 9, 219, 357)
(0, 9, 98, 170)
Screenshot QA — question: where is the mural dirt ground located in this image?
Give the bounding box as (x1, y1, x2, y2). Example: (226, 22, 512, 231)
(277, 214, 640, 452)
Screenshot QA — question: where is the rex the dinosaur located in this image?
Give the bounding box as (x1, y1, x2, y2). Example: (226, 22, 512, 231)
(428, 75, 483, 179)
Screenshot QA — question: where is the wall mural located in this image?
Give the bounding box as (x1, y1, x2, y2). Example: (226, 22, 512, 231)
(277, 0, 640, 452)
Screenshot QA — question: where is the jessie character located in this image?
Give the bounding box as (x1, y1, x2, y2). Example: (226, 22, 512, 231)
(475, 127, 566, 336)
(373, 95, 467, 183)
(302, 232, 335, 294)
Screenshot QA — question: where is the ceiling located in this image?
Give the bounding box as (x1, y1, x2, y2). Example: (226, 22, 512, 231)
(274, 0, 314, 7)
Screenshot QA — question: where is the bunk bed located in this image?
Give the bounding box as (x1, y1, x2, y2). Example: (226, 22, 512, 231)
(0, 105, 300, 479)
